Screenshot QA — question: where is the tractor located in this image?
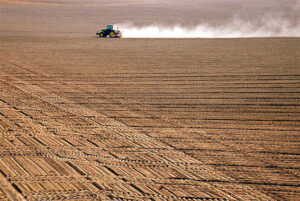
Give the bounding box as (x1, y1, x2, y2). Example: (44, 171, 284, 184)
(96, 25, 122, 38)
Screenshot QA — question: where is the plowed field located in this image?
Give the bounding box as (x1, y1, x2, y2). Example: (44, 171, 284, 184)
(1, 0, 299, 200)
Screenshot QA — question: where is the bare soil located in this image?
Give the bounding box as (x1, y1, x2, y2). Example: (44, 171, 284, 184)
(0, 0, 299, 200)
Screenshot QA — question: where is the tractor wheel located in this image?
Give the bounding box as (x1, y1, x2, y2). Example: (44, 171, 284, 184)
(109, 31, 116, 38)
(99, 32, 105, 38)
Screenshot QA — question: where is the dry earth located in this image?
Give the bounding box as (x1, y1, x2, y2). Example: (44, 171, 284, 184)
(0, 0, 300, 200)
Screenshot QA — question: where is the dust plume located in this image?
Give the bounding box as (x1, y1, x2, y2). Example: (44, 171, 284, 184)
(117, 16, 300, 38)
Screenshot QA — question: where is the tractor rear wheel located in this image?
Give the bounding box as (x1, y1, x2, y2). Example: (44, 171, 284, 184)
(109, 31, 116, 38)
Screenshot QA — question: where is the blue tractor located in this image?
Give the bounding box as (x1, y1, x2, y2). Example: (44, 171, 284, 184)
(96, 25, 122, 38)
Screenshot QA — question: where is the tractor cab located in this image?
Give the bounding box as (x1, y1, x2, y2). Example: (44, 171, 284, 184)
(96, 24, 122, 38)
(107, 25, 113, 30)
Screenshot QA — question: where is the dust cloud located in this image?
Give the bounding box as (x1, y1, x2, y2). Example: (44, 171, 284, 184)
(117, 15, 300, 38)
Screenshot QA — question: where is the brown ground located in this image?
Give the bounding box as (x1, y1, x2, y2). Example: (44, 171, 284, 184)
(0, 0, 299, 200)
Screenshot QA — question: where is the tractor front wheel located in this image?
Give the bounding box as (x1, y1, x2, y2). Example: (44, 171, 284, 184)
(99, 32, 105, 38)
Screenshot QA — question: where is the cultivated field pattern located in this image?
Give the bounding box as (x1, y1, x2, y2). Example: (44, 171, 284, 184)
(1, 0, 300, 200)
(1, 37, 299, 200)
